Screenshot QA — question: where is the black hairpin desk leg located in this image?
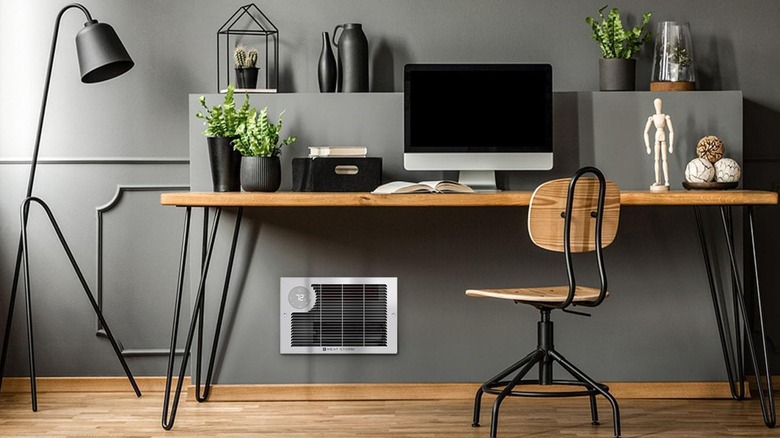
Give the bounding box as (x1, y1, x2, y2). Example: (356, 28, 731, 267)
(162, 206, 243, 430)
(694, 205, 776, 428)
(694, 206, 744, 400)
(745, 206, 776, 427)
(161, 206, 192, 430)
(195, 207, 243, 402)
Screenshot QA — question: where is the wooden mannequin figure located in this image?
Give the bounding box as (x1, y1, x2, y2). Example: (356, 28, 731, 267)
(644, 98, 675, 192)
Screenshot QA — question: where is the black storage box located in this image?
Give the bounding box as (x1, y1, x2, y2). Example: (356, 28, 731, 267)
(292, 157, 382, 192)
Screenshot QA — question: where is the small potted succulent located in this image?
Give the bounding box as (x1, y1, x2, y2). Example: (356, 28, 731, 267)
(195, 84, 251, 191)
(234, 45, 259, 89)
(233, 106, 297, 192)
(586, 5, 652, 91)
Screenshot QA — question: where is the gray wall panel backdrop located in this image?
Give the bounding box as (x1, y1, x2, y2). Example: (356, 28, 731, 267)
(187, 92, 740, 383)
(1, 0, 779, 383)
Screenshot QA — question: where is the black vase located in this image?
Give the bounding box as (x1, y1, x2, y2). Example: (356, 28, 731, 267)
(333, 23, 369, 92)
(318, 32, 337, 92)
(207, 137, 242, 192)
(235, 67, 259, 89)
(241, 156, 281, 192)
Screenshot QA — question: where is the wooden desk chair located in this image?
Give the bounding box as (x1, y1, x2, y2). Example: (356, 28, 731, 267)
(466, 166, 622, 437)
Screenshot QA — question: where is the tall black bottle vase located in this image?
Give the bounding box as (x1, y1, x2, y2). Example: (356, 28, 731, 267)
(318, 32, 337, 93)
(332, 23, 369, 93)
(317, 32, 337, 93)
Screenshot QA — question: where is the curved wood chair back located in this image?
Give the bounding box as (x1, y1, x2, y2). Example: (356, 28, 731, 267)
(528, 177, 621, 253)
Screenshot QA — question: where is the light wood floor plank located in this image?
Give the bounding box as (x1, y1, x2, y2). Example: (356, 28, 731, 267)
(0, 391, 777, 436)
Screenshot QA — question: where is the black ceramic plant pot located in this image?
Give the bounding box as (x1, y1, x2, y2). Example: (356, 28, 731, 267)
(235, 67, 259, 89)
(207, 137, 242, 192)
(599, 58, 636, 91)
(241, 156, 281, 192)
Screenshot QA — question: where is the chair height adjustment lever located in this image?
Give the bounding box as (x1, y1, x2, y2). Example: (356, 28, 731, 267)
(562, 308, 591, 317)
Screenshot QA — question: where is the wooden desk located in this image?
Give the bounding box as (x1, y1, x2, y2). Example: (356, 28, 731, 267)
(161, 190, 777, 207)
(159, 190, 777, 430)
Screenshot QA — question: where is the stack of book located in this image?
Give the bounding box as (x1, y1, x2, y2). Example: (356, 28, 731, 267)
(308, 146, 367, 157)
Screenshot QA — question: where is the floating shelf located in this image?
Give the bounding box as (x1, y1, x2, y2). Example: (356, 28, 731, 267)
(220, 88, 278, 94)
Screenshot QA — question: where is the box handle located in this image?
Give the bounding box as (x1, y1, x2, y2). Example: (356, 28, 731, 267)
(334, 165, 359, 175)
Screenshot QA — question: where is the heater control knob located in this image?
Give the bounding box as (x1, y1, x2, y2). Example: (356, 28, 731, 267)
(288, 286, 313, 310)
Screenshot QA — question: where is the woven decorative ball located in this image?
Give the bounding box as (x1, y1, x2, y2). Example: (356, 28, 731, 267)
(696, 135, 725, 163)
(685, 157, 715, 183)
(714, 158, 741, 182)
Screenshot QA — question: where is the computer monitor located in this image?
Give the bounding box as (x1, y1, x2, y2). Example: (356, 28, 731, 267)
(404, 63, 553, 191)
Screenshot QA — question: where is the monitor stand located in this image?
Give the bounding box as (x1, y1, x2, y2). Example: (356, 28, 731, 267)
(458, 170, 499, 192)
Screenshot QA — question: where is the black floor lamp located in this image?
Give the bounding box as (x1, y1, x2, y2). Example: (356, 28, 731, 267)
(0, 3, 141, 410)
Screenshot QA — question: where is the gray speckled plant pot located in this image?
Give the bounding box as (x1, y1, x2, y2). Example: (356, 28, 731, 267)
(599, 58, 636, 91)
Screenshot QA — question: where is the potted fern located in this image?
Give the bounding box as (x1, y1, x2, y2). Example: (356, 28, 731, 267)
(233, 106, 297, 191)
(234, 45, 259, 89)
(195, 84, 251, 191)
(586, 5, 652, 91)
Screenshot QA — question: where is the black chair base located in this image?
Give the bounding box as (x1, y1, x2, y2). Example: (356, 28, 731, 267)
(472, 309, 620, 437)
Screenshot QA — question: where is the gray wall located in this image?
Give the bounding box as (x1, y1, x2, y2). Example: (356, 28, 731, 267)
(1, 0, 779, 382)
(189, 92, 742, 384)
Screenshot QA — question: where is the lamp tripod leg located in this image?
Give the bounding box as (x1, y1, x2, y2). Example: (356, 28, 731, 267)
(0, 237, 24, 395)
(20, 208, 38, 411)
(21, 198, 142, 401)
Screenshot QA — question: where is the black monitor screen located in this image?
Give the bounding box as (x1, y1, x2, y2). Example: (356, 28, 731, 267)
(404, 64, 552, 153)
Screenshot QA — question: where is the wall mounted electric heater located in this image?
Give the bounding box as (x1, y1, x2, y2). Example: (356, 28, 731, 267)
(280, 277, 398, 354)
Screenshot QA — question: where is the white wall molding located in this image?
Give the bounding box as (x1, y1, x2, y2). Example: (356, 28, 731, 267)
(96, 184, 189, 357)
(0, 157, 190, 165)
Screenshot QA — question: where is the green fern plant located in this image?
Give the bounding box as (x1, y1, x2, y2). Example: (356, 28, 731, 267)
(195, 83, 252, 137)
(233, 107, 297, 157)
(586, 5, 652, 59)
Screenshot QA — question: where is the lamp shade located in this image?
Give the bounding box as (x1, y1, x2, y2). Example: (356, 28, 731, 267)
(76, 20, 133, 83)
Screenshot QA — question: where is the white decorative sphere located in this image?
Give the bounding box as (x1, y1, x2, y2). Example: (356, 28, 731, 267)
(714, 158, 741, 182)
(685, 158, 715, 183)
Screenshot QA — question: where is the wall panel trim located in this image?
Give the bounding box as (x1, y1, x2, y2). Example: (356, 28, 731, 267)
(96, 184, 190, 357)
(0, 157, 189, 165)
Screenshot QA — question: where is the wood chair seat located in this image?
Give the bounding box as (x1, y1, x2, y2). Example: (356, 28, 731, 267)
(466, 285, 608, 304)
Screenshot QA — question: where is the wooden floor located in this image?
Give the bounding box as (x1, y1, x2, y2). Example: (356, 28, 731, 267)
(0, 391, 778, 437)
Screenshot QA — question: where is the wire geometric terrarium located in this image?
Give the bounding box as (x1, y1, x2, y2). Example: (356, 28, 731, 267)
(216, 3, 279, 93)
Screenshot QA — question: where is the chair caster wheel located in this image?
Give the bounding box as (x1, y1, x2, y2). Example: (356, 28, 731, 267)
(472, 422, 480, 427)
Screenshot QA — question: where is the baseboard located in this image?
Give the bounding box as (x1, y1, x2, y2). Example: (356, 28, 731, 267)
(0, 376, 188, 393)
(0, 377, 759, 400)
(186, 381, 746, 402)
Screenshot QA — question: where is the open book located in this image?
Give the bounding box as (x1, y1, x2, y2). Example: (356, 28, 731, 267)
(372, 180, 475, 194)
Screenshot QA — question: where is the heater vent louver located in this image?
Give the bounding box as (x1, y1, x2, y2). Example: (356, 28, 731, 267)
(281, 277, 397, 354)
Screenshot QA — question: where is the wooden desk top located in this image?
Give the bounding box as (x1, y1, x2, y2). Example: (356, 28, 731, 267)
(161, 190, 778, 207)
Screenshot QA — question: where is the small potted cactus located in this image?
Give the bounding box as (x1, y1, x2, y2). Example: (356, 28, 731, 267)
(234, 45, 259, 89)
